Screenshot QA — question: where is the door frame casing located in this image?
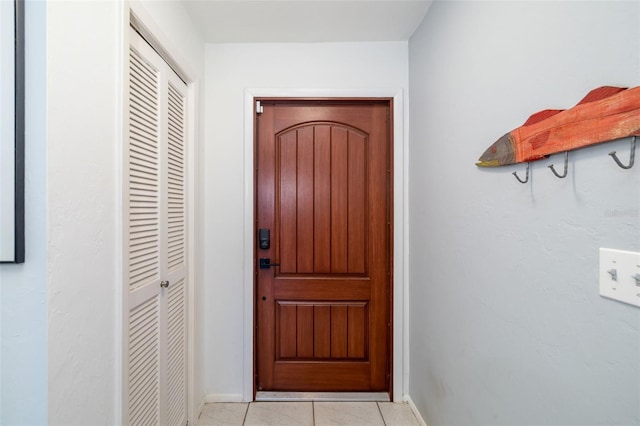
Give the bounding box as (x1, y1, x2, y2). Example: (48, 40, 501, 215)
(243, 89, 408, 402)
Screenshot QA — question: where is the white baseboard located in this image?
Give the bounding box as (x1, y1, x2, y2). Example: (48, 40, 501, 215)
(404, 395, 427, 426)
(205, 393, 246, 403)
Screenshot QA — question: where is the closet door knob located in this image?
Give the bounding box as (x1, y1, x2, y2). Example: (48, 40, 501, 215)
(160, 280, 170, 288)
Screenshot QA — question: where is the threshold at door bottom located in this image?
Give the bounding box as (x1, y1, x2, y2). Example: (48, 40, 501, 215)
(255, 392, 390, 402)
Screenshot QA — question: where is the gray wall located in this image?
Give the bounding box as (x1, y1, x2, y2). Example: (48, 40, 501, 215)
(408, 2, 640, 425)
(0, 1, 47, 423)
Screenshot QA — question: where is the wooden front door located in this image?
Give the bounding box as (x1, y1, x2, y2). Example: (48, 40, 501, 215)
(255, 99, 392, 393)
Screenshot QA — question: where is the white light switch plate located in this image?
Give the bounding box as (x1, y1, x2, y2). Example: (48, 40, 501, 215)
(599, 248, 640, 307)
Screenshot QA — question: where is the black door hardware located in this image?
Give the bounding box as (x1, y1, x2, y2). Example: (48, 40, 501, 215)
(259, 258, 280, 269)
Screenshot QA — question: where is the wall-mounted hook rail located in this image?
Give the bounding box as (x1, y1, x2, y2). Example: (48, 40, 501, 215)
(608, 136, 636, 169)
(548, 151, 569, 178)
(512, 162, 530, 184)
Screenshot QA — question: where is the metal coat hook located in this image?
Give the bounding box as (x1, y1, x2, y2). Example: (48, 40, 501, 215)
(608, 136, 636, 169)
(512, 162, 530, 184)
(548, 151, 569, 178)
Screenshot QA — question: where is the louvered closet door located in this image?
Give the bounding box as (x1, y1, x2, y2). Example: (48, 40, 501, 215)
(164, 57, 188, 426)
(125, 27, 188, 426)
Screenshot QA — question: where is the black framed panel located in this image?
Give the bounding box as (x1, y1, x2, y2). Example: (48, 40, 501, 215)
(1, 0, 25, 263)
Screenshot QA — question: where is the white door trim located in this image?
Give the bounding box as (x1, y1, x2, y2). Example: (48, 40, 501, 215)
(243, 88, 409, 402)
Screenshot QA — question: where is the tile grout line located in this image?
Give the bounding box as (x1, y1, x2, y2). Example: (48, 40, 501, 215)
(376, 402, 388, 426)
(234, 400, 397, 426)
(241, 402, 250, 425)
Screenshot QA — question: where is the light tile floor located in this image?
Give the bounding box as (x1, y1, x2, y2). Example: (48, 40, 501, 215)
(198, 402, 421, 426)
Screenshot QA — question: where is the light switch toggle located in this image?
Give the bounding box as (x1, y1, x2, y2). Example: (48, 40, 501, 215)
(607, 269, 618, 281)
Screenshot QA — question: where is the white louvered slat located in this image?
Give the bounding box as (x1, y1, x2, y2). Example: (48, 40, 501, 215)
(167, 83, 185, 272)
(128, 46, 160, 292)
(128, 296, 160, 426)
(166, 278, 186, 426)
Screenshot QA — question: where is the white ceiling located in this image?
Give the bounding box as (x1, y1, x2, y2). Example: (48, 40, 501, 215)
(181, 0, 433, 43)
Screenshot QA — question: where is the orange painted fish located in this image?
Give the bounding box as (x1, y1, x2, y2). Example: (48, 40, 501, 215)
(476, 86, 640, 167)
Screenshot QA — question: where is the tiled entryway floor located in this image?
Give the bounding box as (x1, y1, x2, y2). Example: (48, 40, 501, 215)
(198, 402, 421, 426)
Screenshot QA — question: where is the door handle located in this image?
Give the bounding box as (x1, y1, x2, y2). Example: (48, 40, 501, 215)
(259, 258, 280, 269)
(160, 280, 170, 288)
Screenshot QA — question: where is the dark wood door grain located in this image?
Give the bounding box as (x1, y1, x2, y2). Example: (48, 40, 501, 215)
(255, 100, 392, 393)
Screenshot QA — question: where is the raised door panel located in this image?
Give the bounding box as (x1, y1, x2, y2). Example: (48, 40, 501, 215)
(276, 124, 368, 275)
(275, 302, 368, 360)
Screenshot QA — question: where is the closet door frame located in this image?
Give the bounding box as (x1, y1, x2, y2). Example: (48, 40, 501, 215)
(118, 4, 198, 424)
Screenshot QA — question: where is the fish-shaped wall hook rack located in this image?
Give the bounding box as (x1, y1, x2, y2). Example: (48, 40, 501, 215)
(476, 86, 640, 175)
